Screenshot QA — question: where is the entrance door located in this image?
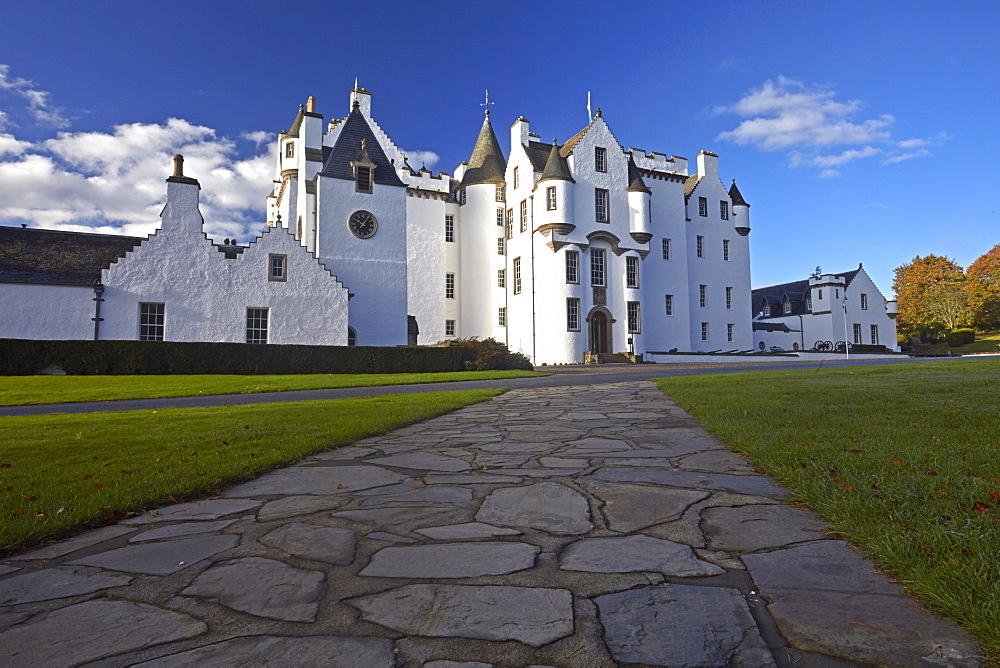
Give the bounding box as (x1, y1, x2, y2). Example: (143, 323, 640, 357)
(590, 311, 611, 353)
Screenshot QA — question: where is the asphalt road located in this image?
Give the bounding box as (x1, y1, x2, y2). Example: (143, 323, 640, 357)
(0, 356, 960, 417)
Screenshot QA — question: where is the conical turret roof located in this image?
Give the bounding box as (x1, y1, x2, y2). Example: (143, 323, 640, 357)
(729, 179, 749, 207)
(627, 155, 651, 194)
(538, 141, 575, 184)
(460, 114, 507, 187)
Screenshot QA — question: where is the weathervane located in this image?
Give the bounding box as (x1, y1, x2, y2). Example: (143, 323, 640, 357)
(481, 89, 494, 116)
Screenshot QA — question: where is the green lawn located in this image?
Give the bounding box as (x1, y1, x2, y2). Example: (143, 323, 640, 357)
(0, 389, 501, 552)
(656, 358, 1000, 658)
(0, 370, 543, 406)
(912, 330, 1000, 355)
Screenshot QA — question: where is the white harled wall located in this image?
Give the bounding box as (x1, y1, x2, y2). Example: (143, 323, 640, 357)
(0, 284, 96, 340)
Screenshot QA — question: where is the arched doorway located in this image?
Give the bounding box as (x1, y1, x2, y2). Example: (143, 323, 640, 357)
(588, 308, 613, 353)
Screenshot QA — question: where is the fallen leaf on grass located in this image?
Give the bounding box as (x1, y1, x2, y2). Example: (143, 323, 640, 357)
(973, 501, 991, 513)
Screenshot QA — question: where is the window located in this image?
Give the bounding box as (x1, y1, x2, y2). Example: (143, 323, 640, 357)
(591, 249, 606, 286)
(356, 166, 373, 194)
(763, 303, 772, 317)
(498, 269, 506, 288)
(818, 289, 823, 300)
(727, 323, 734, 342)
(853, 323, 862, 344)
(696, 236, 704, 257)
(445, 214, 455, 242)
(284, 143, 294, 158)
(268, 254, 287, 282)
(627, 301, 640, 333)
(246, 308, 269, 344)
(506, 209, 513, 239)
(726, 286, 733, 310)
(783, 298, 791, 314)
(445, 320, 455, 337)
(520, 200, 527, 232)
(513, 166, 519, 189)
(870, 324, 879, 344)
(626, 256, 639, 288)
(139, 302, 164, 341)
(595, 146, 607, 172)
(498, 307, 507, 327)
(698, 197, 708, 217)
(861, 293, 868, 310)
(699, 284, 707, 308)
(497, 238, 505, 255)
(496, 185, 506, 202)
(567, 298, 580, 331)
(459, 189, 467, 205)
(662, 238, 671, 260)
(347, 327, 357, 346)
(546, 186, 557, 210)
(665, 294, 674, 316)
(445, 273, 455, 299)
(835, 288, 840, 299)
(566, 250, 579, 284)
(595, 189, 610, 223)
(720, 201, 729, 220)
(806, 292, 812, 310)
(496, 208, 504, 227)
(701, 322, 709, 341)
(723, 239, 730, 261)
(513, 257, 522, 294)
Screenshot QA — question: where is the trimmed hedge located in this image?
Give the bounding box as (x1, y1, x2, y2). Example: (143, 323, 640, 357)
(849, 344, 894, 354)
(945, 328, 976, 347)
(0, 339, 476, 376)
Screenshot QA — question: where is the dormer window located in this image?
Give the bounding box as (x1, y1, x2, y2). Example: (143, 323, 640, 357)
(356, 166, 373, 193)
(763, 302, 772, 317)
(783, 298, 791, 314)
(806, 293, 812, 310)
(350, 139, 376, 194)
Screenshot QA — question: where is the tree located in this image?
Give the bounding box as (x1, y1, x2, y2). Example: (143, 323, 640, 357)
(925, 282, 970, 330)
(892, 255, 967, 337)
(965, 244, 1000, 330)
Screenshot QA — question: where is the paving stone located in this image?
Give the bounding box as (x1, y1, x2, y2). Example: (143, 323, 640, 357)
(596, 585, 774, 666)
(366, 531, 418, 543)
(538, 456, 582, 467)
(362, 485, 473, 506)
(587, 467, 789, 498)
(181, 557, 325, 622)
(346, 584, 573, 647)
(70, 533, 238, 575)
(475, 454, 531, 466)
(136, 635, 395, 667)
(0, 568, 133, 605)
(481, 467, 584, 478)
(359, 542, 539, 578)
(257, 495, 349, 522)
(762, 589, 981, 666)
(0, 600, 206, 666)
(476, 441, 563, 454)
(354, 482, 417, 496)
(424, 473, 522, 484)
(129, 519, 237, 542)
(122, 499, 261, 525)
(560, 535, 724, 577)
(221, 465, 408, 497)
(0, 564, 19, 575)
(583, 480, 709, 532)
(308, 446, 377, 460)
(0, 613, 30, 631)
(475, 482, 593, 535)
(367, 452, 471, 472)
(415, 522, 522, 540)
(677, 449, 755, 472)
(558, 448, 690, 459)
(591, 457, 675, 467)
(423, 662, 492, 668)
(259, 522, 356, 565)
(742, 540, 900, 595)
(10, 524, 135, 560)
(702, 504, 828, 552)
(332, 506, 454, 526)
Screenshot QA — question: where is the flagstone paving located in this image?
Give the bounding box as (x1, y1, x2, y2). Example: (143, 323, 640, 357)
(0, 382, 983, 666)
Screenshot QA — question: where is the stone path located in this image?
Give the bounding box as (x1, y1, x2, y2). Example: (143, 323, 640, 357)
(0, 382, 981, 666)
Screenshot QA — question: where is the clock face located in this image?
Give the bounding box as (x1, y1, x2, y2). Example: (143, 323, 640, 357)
(348, 210, 377, 239)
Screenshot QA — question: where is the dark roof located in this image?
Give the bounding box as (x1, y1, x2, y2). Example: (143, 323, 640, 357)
(460, 114, 507, 187)
(525, 141, 552, 172)
(753, 322, 791, 332)
(729, 180, 749, 206)
(752, 269, 862, 318)
(319, 104, 405, 187)
(537, 142, 575, 184)
(627, 155, 651, 194)
(0, 226, 144, 286)
(683, 174, 700, 199)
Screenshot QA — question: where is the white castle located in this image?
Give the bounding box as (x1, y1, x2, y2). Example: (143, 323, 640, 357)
(267, 87, 753, 363)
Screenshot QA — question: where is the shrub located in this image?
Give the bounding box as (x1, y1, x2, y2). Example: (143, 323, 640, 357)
(945, 329, 976, 347)
(453, 338, 534, 371)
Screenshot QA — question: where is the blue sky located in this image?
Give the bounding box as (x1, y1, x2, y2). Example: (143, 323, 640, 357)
(1, 0, 997, 295)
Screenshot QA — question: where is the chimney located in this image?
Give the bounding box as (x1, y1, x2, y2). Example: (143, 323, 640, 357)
(696, 150, 719, 180)
(163, 154, 203, 232)
(306, 96, 316, 113)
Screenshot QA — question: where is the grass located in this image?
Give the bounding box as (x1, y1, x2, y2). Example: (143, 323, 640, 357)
(912, 330, 1000, 355)
(0, 388, 502, 552)
(656, 358, 1000, 658)
(0, 370, 543, 406)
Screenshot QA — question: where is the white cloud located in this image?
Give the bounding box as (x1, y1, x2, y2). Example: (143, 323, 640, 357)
(0, 64, 69, 128)
(882, 149, 930, 165)
(897, 138, 927, 149)
(241, 130, 271, 146)
(0, 118, 275, 241)
(402, 149, 439, 170)
(819, 169, 840, 179)
(800, 146, 881, 168)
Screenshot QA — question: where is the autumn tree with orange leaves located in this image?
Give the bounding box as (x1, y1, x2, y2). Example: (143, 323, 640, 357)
(965, 244, 1000, 330)
(892, 255, 968, 338)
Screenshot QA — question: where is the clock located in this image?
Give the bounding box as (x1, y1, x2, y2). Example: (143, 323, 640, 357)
(348, 210, 377, 239)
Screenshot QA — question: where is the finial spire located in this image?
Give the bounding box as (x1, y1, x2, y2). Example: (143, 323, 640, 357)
(481, 89, 494, 116)
(587, 91, 592, 122)
(172, 154, 184, 177)
(354, 77, 359, 91)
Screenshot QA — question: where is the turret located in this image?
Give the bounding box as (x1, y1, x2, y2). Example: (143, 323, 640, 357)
(627, 154, 652, 244)
(729, 179, 750, 237)
(536, 140, 575, 232)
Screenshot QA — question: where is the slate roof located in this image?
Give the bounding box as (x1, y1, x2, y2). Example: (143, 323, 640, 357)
(0, 226, 144, 286)
(525, 141, 553, 172)
(627, 155, 651, 194)
(729, 180, 749, 206)
(319, 103, 405, 187)
(537, 142, 575, 184)
(752, 321, 792, 332)
(752, 269, 861, 318)
(683, 174, 701, 199)
(460, 114, 507, 187)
